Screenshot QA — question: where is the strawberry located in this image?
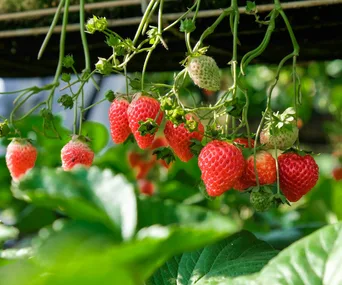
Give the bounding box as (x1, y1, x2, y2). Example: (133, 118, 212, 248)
(233, 151, 276, 191)
(138, 179, 155, 196)
(127, 94, 163, 149)
(278, 152, 319, 202)
(245, 151, 277, 185)
(233, 170, 254, 191)
(260, 108, 299, 150)
(128, 151, 141, 168)
(61, 136, 94, 171)
(164, 114, 204, 162)
(108, 98, 131, 144)
(332, 167, 342, 181)
(198, 140, 245, 196)
(250, 190, 274, 212)
(6, 138, 37, 181)
(233, 138, 255, 148)
(187, 55, 221, 91)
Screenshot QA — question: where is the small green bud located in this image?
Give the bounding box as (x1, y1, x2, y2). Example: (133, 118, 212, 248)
(95, 58, 112, 75)
(86, 16, 108, 34)
(62, 55, 75, 68)
(105, 90, 115, 102)
(160, 97, 173, 111)
(180, 19, 196, 33)
(0, 120, 10, 137)
(61, 73, 71, 82)
(57, 94, 74, 109)
(185, 117, 198, 132)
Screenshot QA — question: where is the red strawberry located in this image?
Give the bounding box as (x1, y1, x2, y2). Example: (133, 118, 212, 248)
(136, 159, 156, 179)
(138, 179, 155, 196)
(332, 167, 342, 181)
(278, 153, 319, 202)
(164, 114, 204, 162)
(108, 98, 131, 144)
(198, 140, 245, 196)
(6, 138, 37, 181)
(127, 94, 163, 149)
(128, 151, 141, 168)
(61, 136, 94, 171)
(233, 138, 255, 148)
(245, 151, 277, 185)
(233, 170, 254, 191)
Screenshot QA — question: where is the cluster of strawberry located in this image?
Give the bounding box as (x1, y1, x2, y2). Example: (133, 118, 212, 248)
(5, 135, 94, 182)
(109, 92, 320, 209)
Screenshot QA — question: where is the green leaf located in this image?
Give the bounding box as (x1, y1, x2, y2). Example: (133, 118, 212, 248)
(200, 222, 342, 284)
(81, 121, 109, 154)
(0, 224, 19, 242)
(12, 167, 137, 240)
(148, 231, 277, 285)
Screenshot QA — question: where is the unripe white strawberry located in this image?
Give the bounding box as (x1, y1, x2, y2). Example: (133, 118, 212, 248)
(187, 55, 221, 91)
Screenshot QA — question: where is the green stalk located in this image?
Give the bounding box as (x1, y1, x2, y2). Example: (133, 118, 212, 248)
(48, 0, 70, 110)
(38, 0, 66, 60)
(80, 0, 91, 72)
(132, 0, 158, 46)
(193, 7, 233, 51)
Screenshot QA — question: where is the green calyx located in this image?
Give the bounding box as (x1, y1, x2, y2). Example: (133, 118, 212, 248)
(0, 120, 10, 137)
(62, 55, 75, 68)
(105, 90, 115, 102)
(138, 118, 158, 136)
(264, 107, 297, 135)
(57, 95, 74, 109)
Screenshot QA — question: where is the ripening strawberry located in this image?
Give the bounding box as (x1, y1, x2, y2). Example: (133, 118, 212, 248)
(164, 114, 204, 162)
(278, 152, 319, 202)
(138, 179, 155, 196)
(6, 138, 37, 181)
(233, 138, 255, 148)
(332, 167, 342, 181)
(245, 151, 277, 185)
(198, 140, 245, 196)
(61, 136, 94, 171)
(260, 125, 298, 150)
(187, 55, 221, 91)
(260, 108, 299, 150)
(108, 98, 131, 144)
(127, 94, 163, 149)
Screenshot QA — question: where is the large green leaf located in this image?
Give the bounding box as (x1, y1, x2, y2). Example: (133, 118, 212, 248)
(148, 231, 278, 285)
(197, 222, 342, 285)
(12, 167, 137, 240)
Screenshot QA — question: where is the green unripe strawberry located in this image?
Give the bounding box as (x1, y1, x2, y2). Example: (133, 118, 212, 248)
(250, 190, 274, 212)
(187, 55, 221, 91)
(260, 108, 299, 150)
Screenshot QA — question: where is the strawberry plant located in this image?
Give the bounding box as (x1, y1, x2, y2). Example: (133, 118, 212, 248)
(0, 0, 341, 284)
